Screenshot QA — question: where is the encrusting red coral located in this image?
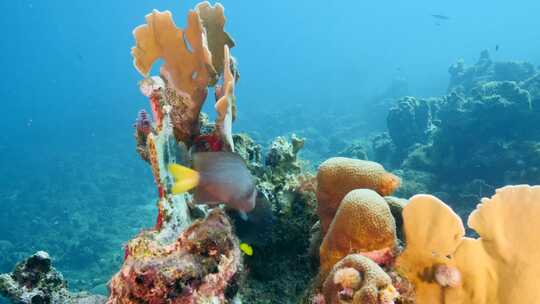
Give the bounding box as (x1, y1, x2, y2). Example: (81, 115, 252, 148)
(108, 209, 242, 304)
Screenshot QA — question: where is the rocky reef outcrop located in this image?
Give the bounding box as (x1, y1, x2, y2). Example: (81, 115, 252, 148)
(369, 51, 540, 216)
(448, 49, 536, 94)
(0, 251, 106, 304)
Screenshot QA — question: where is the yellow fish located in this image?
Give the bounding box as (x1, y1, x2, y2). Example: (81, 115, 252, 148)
(239, 242, 253, 256)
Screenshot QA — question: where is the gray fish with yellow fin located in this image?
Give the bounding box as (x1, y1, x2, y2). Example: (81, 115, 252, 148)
(168, 152, 256, 213)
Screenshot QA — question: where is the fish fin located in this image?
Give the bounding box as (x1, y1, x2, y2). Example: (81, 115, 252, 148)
(168, 163, 200, 194)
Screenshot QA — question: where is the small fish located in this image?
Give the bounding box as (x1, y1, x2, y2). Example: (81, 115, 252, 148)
(240, 242, 253, 256)
(169, 152, 256, 213)
(432, 14, 450, 20)
(495, 44, 499, 51)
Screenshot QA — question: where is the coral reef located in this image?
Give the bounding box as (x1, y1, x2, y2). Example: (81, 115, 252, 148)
(118, 3, 317, 303)
(448, 50, 536, 94)
(0, 251, 106, 303)
(371, 51, 540, 219)
(231, 134, 318, 303)
(7, 0, 540, 302)
(105, 2, 248, 303)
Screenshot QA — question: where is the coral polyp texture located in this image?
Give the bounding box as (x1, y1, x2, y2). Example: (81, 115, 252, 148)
(319, 189, 397, 273)
(316, 157, 400, 234)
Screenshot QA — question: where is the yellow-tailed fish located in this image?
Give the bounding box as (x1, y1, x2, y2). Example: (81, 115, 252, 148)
(239, 242, 253, 256)
(168, 163, 200, 194)
(169, 152, 256, 213)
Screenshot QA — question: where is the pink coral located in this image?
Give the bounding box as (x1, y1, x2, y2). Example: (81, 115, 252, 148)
(434, 264, 461, 288)
(359, 247, 395, 267)
(312, 293, 326, 304)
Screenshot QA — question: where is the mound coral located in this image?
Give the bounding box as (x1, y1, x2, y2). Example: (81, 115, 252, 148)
(108, 209, 241, 304)
(396, 185, 540, 304)
(322, 254, 397, 304)
(319, 189, 397, 273)
(316, 157, 400, 234)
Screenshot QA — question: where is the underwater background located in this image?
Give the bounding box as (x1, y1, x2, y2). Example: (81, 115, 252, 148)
(2, 0, 540, 302)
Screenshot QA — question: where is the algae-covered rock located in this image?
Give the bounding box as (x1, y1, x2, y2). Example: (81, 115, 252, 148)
(108, 209, 242, 304)
(338, 141, 369, 160)
(265, 134, 304, 176)
(231, 133, 318, 303)
(0, 251, 106, 304)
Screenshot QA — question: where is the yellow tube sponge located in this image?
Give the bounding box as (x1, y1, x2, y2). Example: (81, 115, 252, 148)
(131, 8, 216, 103)
(319, 189, 397, 273)
(316, 157, 400, 234)
(323, 254, 397, 304)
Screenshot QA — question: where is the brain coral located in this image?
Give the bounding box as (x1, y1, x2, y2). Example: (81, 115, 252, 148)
(317, 157, 400, 234)
(396, 185, 540, 304)
(323, 254, 397, 304)
(319, 189, 397, 273)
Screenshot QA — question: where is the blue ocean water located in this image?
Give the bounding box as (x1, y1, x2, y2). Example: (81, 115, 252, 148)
(2, 0, 540, 302)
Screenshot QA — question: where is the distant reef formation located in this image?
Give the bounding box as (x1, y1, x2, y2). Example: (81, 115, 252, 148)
(346, 50, 540, 218)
